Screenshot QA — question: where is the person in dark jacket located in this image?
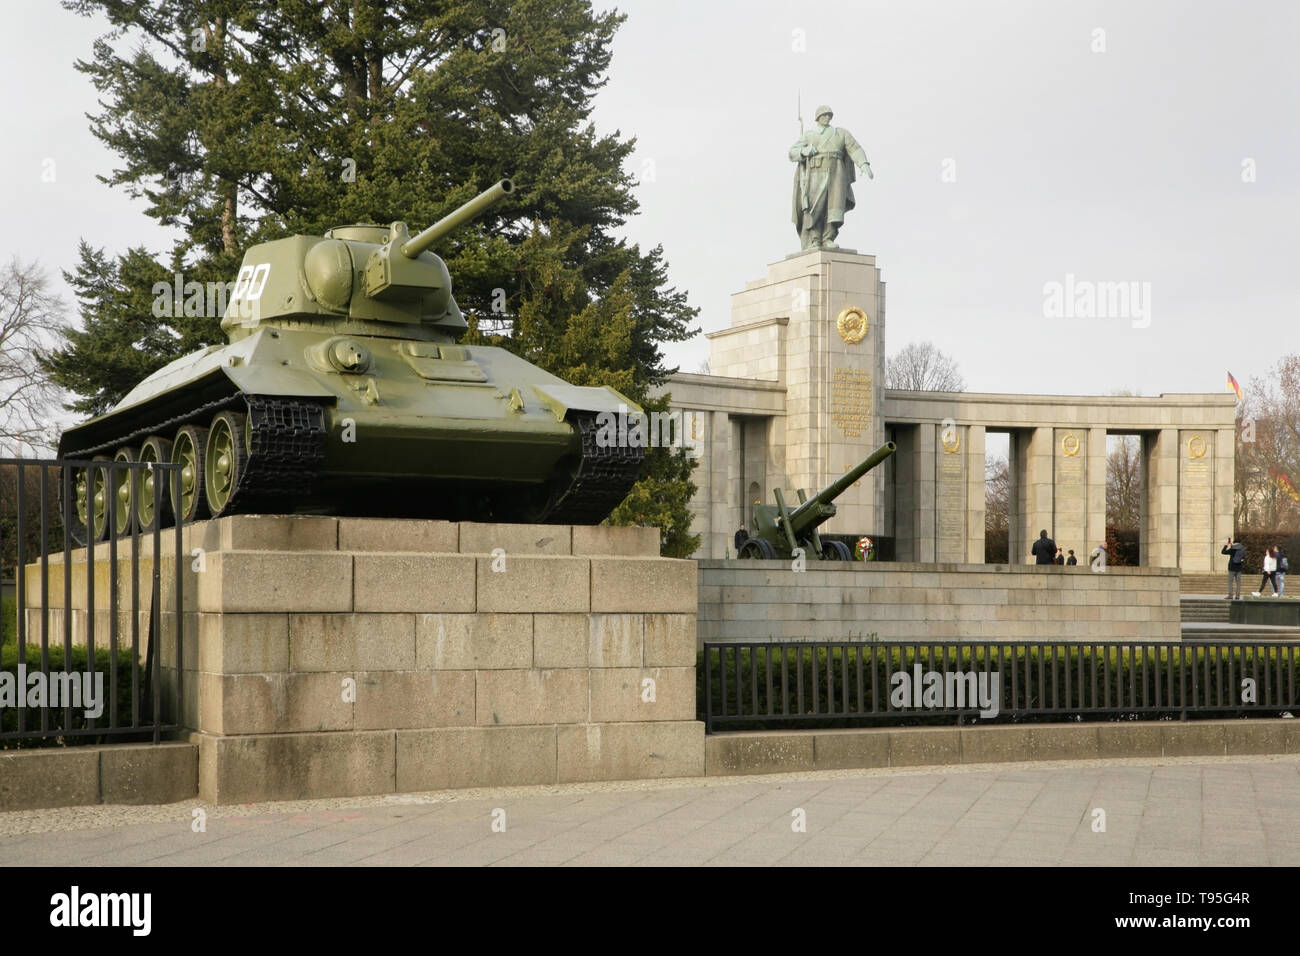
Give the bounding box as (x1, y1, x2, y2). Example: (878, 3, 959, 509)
(734, 524, 749, 552)
(1053, 548, 1065, 565)
(1031, 530, 1057, 565)
(1222, 538, 1246, 600)
(1066, 550, 1078, 566)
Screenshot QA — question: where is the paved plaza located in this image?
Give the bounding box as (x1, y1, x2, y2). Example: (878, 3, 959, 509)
(1, 754, 1297, 866)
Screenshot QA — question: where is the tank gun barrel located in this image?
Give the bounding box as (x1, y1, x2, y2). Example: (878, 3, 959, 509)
(400, 178, 515, 259)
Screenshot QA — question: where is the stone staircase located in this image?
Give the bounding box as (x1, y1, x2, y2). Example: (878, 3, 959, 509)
(1180, 597, 1231, 624)
(1180, 572, 1226, 596)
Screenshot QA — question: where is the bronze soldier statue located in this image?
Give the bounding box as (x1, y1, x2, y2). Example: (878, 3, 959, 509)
(789, 105, 874, 251)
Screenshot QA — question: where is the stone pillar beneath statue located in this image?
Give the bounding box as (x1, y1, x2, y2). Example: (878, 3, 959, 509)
(708, 249, 886, 538)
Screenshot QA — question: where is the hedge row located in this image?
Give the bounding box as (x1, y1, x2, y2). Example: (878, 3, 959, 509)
(698, 643, 1300, 729)
(0, 642, 141, 748)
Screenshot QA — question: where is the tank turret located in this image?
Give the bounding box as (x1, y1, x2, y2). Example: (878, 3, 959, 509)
(221, 179, 515, 340)
(58, 177, 645, 541)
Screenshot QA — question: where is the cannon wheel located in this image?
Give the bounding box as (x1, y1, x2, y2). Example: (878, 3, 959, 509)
(739, 538, 777, 559)
(822, 540, 852, 561)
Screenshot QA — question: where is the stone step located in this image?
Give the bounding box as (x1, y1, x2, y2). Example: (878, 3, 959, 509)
(1182, 622, 1300, 641)
(1179, 597, 1231, 623)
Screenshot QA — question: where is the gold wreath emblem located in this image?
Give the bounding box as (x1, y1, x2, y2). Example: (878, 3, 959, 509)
(1188, 435, 1207, 459)
(1061, 433, 1080, 457)
(941, 427, 961, 454)
(836, 306, 869, 345)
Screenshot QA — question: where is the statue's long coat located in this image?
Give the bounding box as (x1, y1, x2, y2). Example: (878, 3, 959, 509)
(789, 126, 870, 235)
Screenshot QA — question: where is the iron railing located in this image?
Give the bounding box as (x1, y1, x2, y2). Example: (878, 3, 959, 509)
(702, 640, 1300, 733)
(1, 457, 185, 745)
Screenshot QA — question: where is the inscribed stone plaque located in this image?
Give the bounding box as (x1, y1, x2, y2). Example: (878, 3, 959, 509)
(936, 438, 965, 561)
(831, 368, 872, 438)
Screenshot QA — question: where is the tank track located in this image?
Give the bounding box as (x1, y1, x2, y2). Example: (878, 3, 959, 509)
(541, 413, 645, 525)
(63, 395, 327, 520)
(222, 398, 327, 513)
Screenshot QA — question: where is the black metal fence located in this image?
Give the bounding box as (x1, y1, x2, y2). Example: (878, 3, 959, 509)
(1, 458, 185, 746)
(702, 640, 1300, 733)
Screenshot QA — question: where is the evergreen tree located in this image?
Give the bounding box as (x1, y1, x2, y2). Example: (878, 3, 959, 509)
(52, 0, 700, 554)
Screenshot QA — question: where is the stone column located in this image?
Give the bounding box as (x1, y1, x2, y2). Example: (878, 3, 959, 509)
(1215, 427, 1235, 548)
(1086, 426, 1108, 559)
(1053, 428, 1087, 563)
(934, 422, 967, 563)
(710, 410, 732, 558)
(1144, 428, 1179, 568)
(1018, 427, 1055, 563)
(916, 423, 937, 562)
(1177, 428, 1216, 571)
(965, 424, 986, 563)
(891, 424, 918, 561)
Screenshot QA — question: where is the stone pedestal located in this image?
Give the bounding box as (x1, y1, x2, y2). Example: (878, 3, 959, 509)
(29, 516, 703, 804)
(707, 250, 887, 537)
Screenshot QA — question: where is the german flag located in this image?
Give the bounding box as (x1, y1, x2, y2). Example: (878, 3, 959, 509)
(1227, 371, 1243, 403)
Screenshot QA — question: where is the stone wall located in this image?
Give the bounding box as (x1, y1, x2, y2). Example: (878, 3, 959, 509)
(27, 516, 703, 804)
(698, 560, 1181, 643)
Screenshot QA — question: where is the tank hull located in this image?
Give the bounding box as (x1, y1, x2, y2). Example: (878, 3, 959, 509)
(58, 327, 644, 525)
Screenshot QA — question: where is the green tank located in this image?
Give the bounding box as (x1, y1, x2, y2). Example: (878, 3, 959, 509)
(59, 179, 645, 541)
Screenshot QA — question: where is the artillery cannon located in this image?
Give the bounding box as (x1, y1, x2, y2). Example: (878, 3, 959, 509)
(738, 441, 896, 561)
(59, 178, 645, 543)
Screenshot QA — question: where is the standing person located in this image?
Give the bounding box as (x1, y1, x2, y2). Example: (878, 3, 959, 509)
(1255, 546, 1278, 597)
(1222, 538, 1246, 599)
(1053, 548, 1065, 565)
(1277, 547, 1289, 597)
(1031, 530, 1057, 565)
(1066, 550, 1078, 566)
(1089, 542, 1108, 573)
(734, 523, 749, 552)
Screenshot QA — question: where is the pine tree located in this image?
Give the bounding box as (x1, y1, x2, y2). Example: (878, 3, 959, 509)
(51, 0, 700, 554)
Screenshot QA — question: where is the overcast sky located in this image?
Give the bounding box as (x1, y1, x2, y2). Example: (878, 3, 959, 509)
(4, 0, 1297, 401)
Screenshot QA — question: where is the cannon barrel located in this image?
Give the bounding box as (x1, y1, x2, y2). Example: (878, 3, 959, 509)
(786, 441, 897, 533)
(400, 178, 515, 259)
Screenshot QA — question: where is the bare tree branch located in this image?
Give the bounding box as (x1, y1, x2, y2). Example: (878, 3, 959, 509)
(0, 258, 67, 456)
(885, 341, 966, 391)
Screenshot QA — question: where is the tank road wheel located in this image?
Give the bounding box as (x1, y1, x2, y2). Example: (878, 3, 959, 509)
(739, 537, 777, 560)
(110, 447, 137, 537)
(822, 540, 852, 561)
(204, 411, 248, 518)
(69, 465, 94, 546)
(87, 456, 111, 542)
(171, 425, 210, 524)
(137, 436, 174, 533)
